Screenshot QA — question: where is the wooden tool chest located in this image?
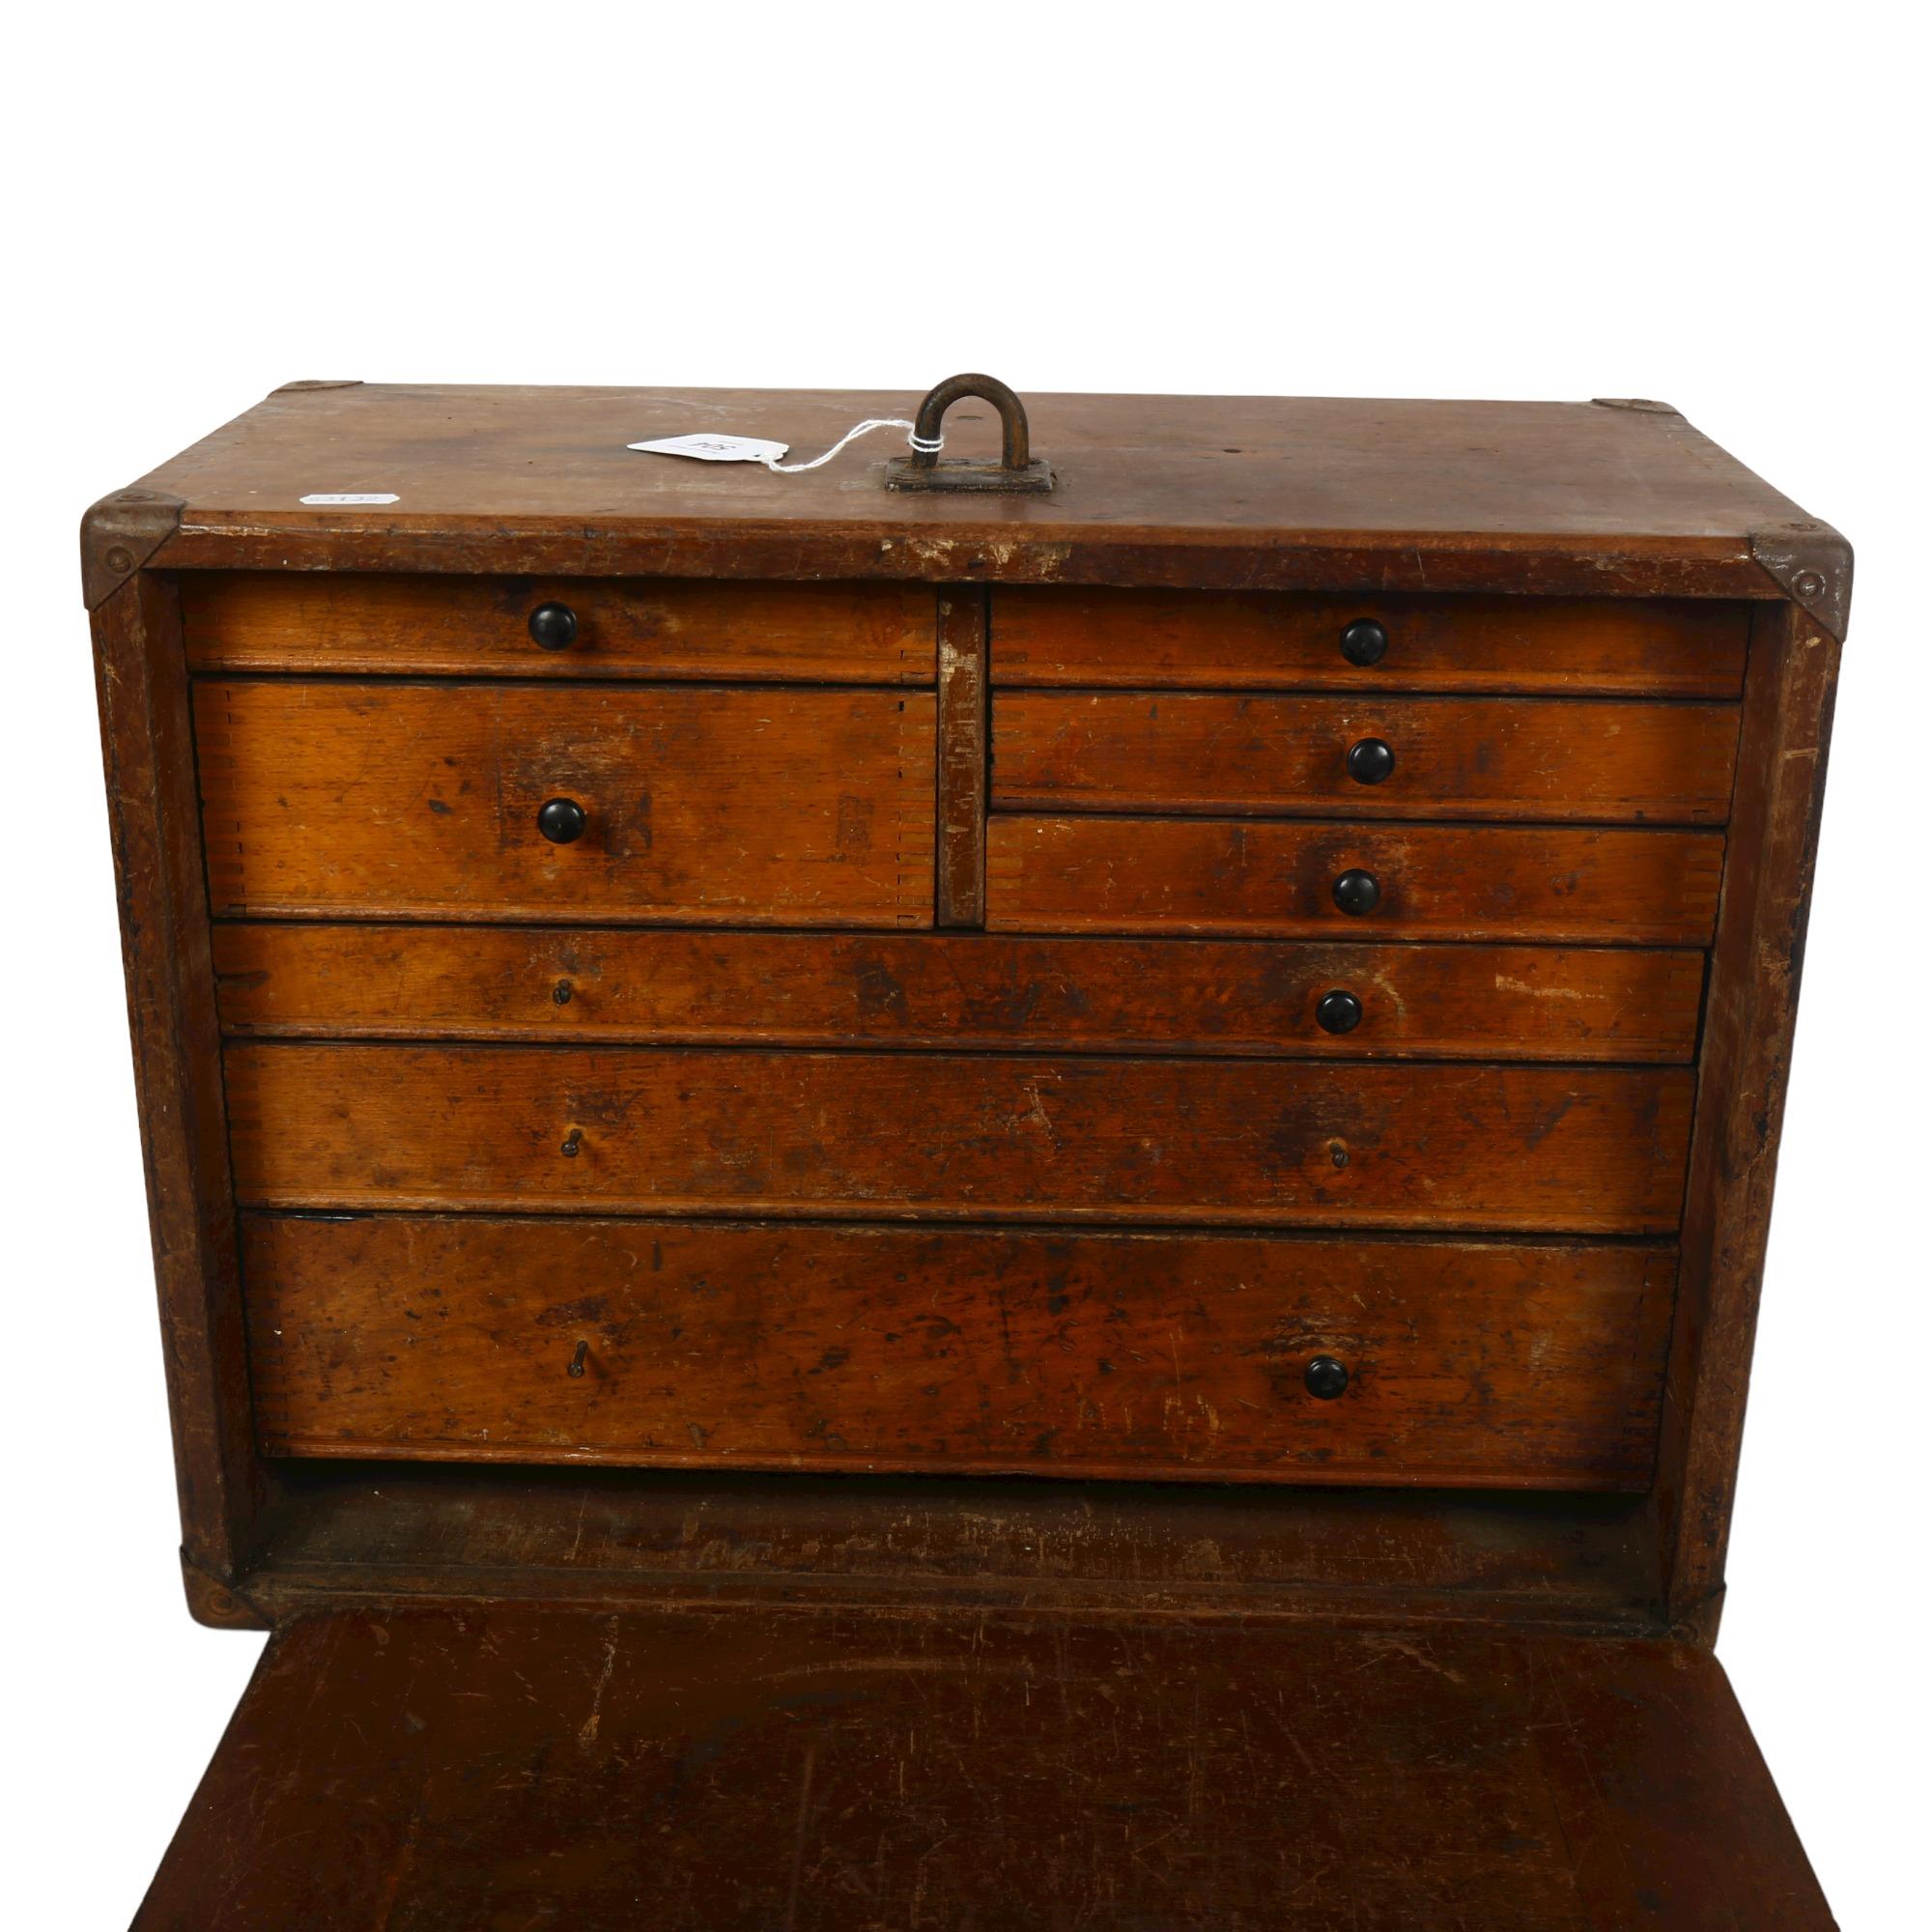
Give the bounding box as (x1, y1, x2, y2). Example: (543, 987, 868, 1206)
(87, 378, 1849, 1928)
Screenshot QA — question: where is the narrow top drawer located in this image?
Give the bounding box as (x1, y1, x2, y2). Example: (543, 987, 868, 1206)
(993, 588, 1748, 696)
(182, 574, 937, 684)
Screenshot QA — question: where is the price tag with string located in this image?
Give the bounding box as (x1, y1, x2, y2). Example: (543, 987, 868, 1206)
(628, 377, 1053, 495)
(628, 419, 942, 472)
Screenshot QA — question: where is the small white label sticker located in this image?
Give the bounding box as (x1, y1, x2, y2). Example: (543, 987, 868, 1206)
(299, 492, 400, 506)
(628, 433, 788, 465)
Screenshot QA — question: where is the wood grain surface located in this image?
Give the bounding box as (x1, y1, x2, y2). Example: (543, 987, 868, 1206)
(1662, 604, 1847, 1629)
(129, 386, 1827, 609)
(224, 1044, 1695, 1231)
(994, 692, 1740, 822)
(212, 923, 1706, 1061)
(245, 1215, 1675, 1489)
(133, 1608, 1835, 1932)
(90, 573, 259, 1578)
(238, 1462, 1662, 1628)
(987, 815, 1725, 942)
(182, 572, 938, 683)
(193, 679, 935, 924)
(994, 586, 1751, 696)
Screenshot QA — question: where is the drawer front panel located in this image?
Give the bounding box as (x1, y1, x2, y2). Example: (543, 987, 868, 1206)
(226, 1044, 1694, 1232)
(183, 574, 937, 683)
(986, 817, 1723, 943)
(214, 924, 1705, 1063)
(244, 1215, 1675, 1491)
(994, 693, 1739, 824)
(194, 680, 935, 925)
(993, 588, 1748, 696)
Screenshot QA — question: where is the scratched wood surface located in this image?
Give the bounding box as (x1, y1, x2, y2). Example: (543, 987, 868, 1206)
(244, 1463, 1662, 1627)
(89, 573, 258, 1579)
(994, 692, 1740, 822)
(987, 815, 1725, 942)
(133, 1608, 1835, 1932)
(1662, 603, 1847, 1631)
(182, 572, 939, 683)
(212, 924, 1706, 1062)
(126, 386, 1825, 609)
(224, 1044, 1694, 1231)
(992, 587, 1751, 695)
(245, 1216, 1675, 1488)
(193, 680, 935, 925)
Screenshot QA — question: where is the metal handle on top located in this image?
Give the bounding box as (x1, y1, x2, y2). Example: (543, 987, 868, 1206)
(884, 373, 1054, 495)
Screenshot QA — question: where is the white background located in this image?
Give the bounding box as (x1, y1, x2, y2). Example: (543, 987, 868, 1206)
(5, 5, 1925, 1921)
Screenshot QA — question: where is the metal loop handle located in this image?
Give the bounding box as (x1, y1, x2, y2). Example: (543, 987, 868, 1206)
(906, 374, 1033, 474)
(884, 374, 1052, 494)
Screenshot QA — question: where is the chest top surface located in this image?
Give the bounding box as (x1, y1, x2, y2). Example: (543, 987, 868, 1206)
(88, 384, 1844, 629)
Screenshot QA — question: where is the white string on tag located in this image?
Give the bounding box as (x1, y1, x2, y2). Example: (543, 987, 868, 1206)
(628, 418, 944, 472)
(765, 417, 942, 472)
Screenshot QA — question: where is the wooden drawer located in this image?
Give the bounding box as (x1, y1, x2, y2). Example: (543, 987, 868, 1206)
(244, 1215, 1676, 1491)
(987, 816, 1723, 943)
(994, 693, 1739, 823)
(992, 587, 1749, 696)
(182, 574, 936, 683)
(194, 680, 935, 925)
(225, 1044, 1693, 1232)
(213, 924, 1706, 1063)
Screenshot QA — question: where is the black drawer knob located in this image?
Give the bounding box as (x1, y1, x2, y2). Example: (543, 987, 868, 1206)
(1347, 737, 1395, 785)
(1340, 618, 1388, 667)
(1332, 867, 1381, 916)
(537, 797, 587, 843)
(529, 601, 580, 650)
(1304, 1354, 1350, 1400)
(1316, 989, 1363, 1035)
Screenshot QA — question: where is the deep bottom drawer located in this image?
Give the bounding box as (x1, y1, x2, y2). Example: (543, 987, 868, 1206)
(245, 1216, 1675, 1489)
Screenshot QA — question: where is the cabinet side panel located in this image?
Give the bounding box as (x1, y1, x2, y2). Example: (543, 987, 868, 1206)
(93, 570, 259, 1593)
(1657, 601, 1842, 1633)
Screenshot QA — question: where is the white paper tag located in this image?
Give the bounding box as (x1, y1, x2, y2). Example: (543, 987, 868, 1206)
(628, 433, 790, 465)
(299, 492, 400, 505)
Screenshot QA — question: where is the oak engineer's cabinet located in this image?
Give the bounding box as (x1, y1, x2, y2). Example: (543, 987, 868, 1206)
(87, 378, 1850, 1928)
